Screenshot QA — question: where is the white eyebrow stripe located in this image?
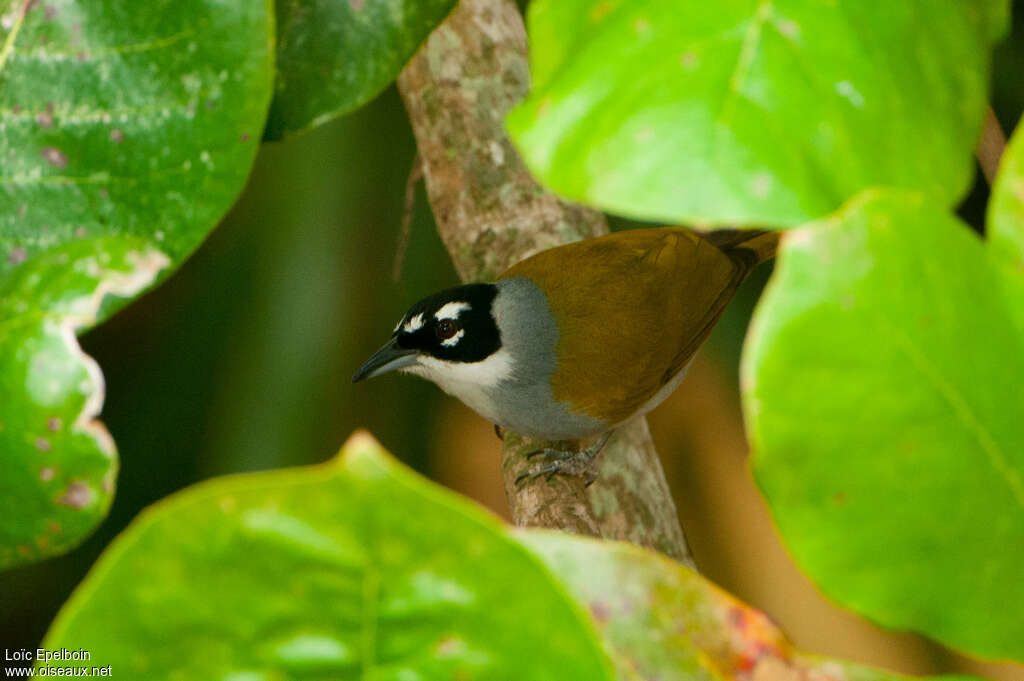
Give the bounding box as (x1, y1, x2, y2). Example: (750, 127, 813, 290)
(403, 312, 425, 333)
(440, 328, 465, 347)
(435, 301, 471, 320)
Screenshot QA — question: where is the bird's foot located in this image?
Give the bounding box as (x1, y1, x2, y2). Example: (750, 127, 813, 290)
(514, 432, 613, 488)
(515, 448, 599, 487)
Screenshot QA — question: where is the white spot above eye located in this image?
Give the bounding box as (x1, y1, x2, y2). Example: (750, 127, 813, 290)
(441, 329, 465, 347)
(403, 313, 425, 333)
(435, 301, 470, 320)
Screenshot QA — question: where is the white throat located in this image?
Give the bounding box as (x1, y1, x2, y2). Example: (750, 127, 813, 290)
(401, 349, 514, 423)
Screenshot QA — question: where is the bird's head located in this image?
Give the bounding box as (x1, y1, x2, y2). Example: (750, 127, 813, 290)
(352, 283, 504, 384)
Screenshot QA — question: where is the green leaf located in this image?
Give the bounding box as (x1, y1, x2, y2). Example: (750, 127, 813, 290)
(0, 0, 274, 566)
(0, 0, 274, 274)
(742, 189, 1024, 660)
(519, 532, 977, 681)
(265, 0, 457, 139)
(507, 0, 1004, 227)
(42, 432, 616, 681)
(0, 238, 169, 569)
(988, 117, 1024, 271)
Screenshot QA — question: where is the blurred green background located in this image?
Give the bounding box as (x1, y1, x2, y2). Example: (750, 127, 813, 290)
(2, 8, 1023, 679)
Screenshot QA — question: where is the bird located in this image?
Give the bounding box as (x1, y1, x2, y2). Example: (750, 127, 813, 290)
(353, 227, 778, 483)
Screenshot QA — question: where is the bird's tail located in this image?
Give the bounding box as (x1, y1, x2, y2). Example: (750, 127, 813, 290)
(701, 228, 780, 269)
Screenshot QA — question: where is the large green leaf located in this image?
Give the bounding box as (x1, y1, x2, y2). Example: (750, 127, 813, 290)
(742, 189, 1024, 660)
(0, 0, 274, 273)
(42, 432, 615, 681)
(507, 0, 1006, 227)
(988, 117, 1024, 271)
(0, 238, 169, 569)
(265, 0, 457, 139)
(520, 532, 977, 681)
(0, 0, 274, 566)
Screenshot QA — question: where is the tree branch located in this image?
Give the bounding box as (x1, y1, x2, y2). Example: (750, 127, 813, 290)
(977, 104, 1007, 186)
(397, 0, 693, 565)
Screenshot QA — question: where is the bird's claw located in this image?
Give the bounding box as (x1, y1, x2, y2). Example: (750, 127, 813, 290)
(515, 447, 599, 488)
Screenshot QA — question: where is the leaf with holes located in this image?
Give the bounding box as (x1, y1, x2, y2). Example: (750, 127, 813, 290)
(42, 433, 615, 681)
(519, 532, 979, 681)
(742, 189, 1024, 661)
(0, 238, 168, 569)
(507, 0, 1006, 227)
(988, 116, 1024, 271)
(265, 0, 457, 139)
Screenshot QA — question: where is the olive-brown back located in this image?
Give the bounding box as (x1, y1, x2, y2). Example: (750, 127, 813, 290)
(499, 228, 745, 425)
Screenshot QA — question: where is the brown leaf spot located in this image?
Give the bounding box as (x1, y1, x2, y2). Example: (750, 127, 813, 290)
(35, 535, 50, 550)
(589, 601, 610, 622)
(74, 226, 87, 237)
(240, 132, 249, 142)
(17, 545, 32, 558)
(39, 467, 55, 481)
(47, 520, 61, 534)
(832, 491, 847, 505)
(44, 4, 56, 19)
(7, 247, 27, 265)
(35, 110, 53, 127)
(58, 481, 91, 509)
(349, 0, 364, 9)
(435, 636, 459, 655)
(47, 416, 61, 431)
(35, 437, 51, 452)
(12, 103, 21, 114)
(41, 146, 67, 168)
(101, 476, 114, 494)
(589, 1, 612, 21)
(37, 33, 46, 44)
(98, 188, 109, 199)
(109, 128, 124, 143)
(17, 203, 26, 216)
(77, 50, 88, 61)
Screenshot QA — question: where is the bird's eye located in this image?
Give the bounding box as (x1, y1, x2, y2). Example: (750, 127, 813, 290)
(436, 319, 459, 340)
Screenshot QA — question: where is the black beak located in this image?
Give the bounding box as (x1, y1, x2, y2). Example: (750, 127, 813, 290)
(352, 337, 419, 383)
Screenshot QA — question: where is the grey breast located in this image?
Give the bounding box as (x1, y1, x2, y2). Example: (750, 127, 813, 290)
(489, 277, 606, 440)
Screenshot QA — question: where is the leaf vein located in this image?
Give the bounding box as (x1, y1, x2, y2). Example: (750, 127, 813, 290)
(0, 0, 30, 77)
(720, 0, 774, 123)
(886, 321, 1024, 508)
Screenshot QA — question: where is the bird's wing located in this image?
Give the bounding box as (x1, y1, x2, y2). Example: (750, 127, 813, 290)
(500, 228, 742, 424)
